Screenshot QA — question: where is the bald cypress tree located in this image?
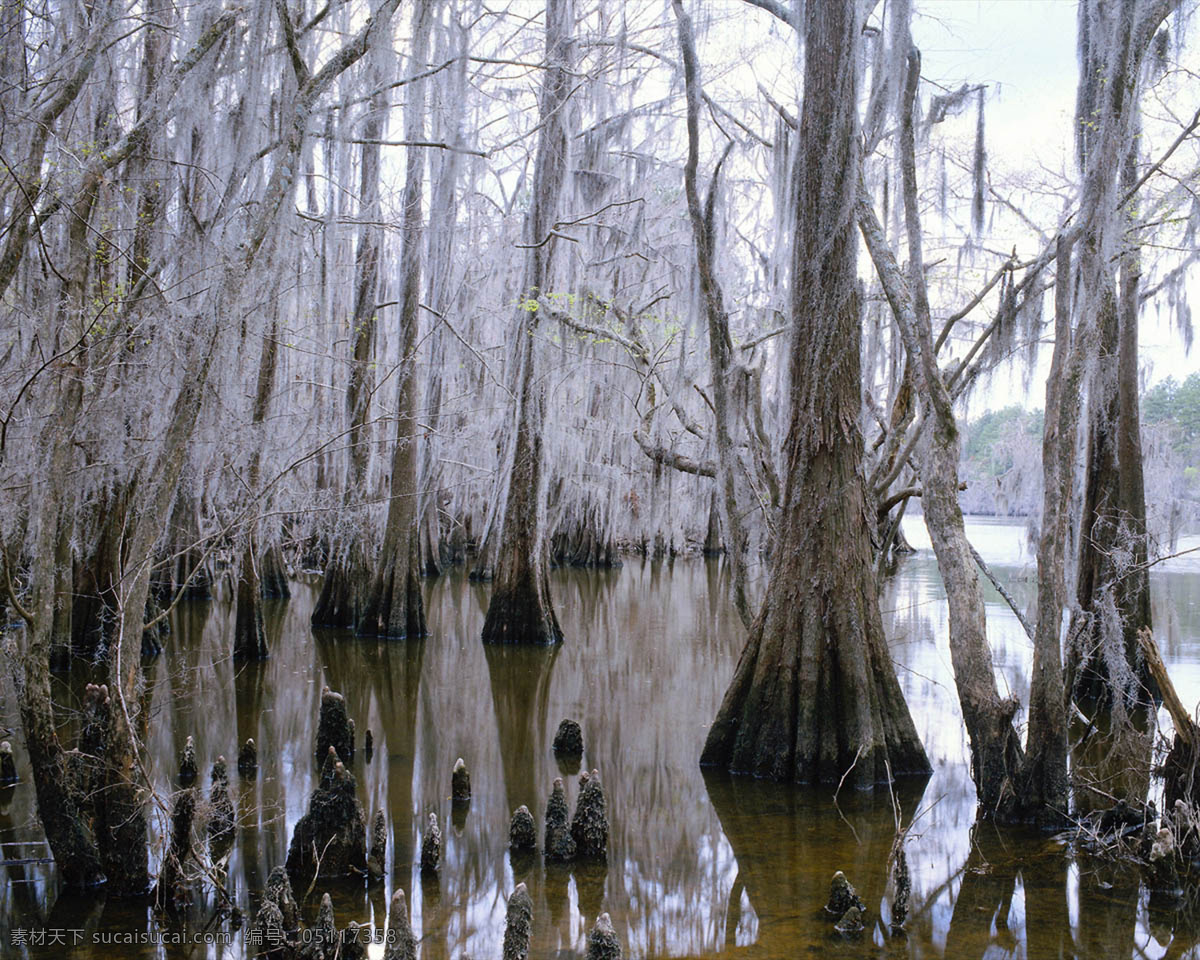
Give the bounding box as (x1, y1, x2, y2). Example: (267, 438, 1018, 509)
(479, 0, 574, 646)
(701, 0, 928, 787)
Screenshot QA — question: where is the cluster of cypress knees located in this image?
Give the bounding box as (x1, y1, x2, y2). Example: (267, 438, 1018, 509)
(161, 688, 622, 957)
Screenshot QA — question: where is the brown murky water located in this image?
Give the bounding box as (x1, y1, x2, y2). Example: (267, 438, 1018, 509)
(3, 518, 1200, 958)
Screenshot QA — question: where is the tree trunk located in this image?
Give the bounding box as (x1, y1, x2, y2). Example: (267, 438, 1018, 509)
(314, 75, 386, 628)
(233, 318, 281, 661)
(360, 456, 426, 639)
(313, 541, 371, 629)
(703, 491, 722, 557)
(49, 504, 74, 671)
(480, 0, 574, 646)
(1072, 142, 1153, 706)
(359, 0, 433, 639)
(71, 487, 125, 660)
(15, 640, 106, 888)
(417, 32, 467, 581)
(14, 138, 116, 890)
(672, 0, 751, 630)
(234, 537, 268, 660)
(96, 323, 228, 896)
(702, 0, 928, 787)
(13, 368, 105, 888)
(64, 179, 125, 662)
(155, 478, 212, 604)
(1008, 235, 1078, 822)
(128, 0, 168, 300)
(260, 541, 291, 598)
(859, 46, 1022, 814)
(481, 377, 562, 643)
(1066, 0, 1177, 707)
(98, 571, 154, 895)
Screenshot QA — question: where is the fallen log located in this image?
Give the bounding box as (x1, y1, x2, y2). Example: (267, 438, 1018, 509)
(1137, 628, 1200, 806)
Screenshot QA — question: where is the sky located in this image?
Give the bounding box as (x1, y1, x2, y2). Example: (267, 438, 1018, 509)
(913, 0, 1199, 405)
(915, 0, 1079, 172)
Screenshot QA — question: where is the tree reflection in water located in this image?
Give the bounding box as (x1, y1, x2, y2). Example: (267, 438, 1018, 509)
(0, 558, 1199, 958)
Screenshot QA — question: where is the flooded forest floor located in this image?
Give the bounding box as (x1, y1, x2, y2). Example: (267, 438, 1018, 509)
(4, 519, 1200, 958)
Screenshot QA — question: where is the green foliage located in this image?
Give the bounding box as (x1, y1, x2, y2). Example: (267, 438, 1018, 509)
(962, 405, 1044, 479)
(1144, 373, 1200, 456)
(965, 376, 1200, 471)
(960, 377, 1200, 518)
(531, 289, 683, 346)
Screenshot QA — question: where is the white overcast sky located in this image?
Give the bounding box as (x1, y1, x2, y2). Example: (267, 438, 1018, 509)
(914, 0, 1079, 175)
(912, 0, 1197, 405)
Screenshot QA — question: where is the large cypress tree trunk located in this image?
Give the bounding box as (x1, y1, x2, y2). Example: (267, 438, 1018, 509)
(1068, 0, 1170, 707)
(1072, 182, 1152, 704)
(481, 358, 562, 644)
(14, 374, 106, 889)
(701, 0, 927, 787)
(312, 77, 386, 629)
(358, 0, 433, 639)
(233, 319, 280, 660)
(479, 0, 573, 646)
(1072, 279, 1151, 701)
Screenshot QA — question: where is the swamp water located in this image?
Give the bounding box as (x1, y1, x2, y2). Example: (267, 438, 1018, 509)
(2, 518, 1200, 959)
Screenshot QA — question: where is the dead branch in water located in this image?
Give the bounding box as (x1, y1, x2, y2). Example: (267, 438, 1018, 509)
(1137, 627, 1197, 749)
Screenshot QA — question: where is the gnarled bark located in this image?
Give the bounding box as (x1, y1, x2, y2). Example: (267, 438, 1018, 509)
(314, 72, 387, 629)
(358, 0, 433, 640)
(480, 0, 574, 646)
(1068, 0, 1178, 707)
(702, 0, 928, 788)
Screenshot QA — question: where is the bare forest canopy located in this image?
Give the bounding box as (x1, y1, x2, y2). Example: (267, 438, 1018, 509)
(2, 0, 1200, 894)
(1, 0, 1198, 608)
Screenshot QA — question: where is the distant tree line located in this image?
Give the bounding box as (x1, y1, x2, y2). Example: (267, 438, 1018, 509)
(958, 382, 1199, 539)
